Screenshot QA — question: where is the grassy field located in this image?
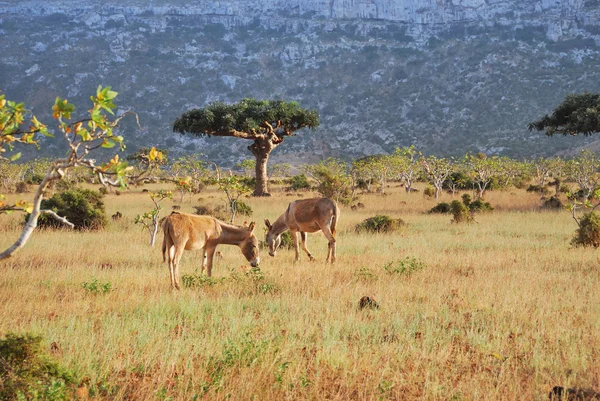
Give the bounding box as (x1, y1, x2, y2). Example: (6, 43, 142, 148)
(1, 185, 599, 400)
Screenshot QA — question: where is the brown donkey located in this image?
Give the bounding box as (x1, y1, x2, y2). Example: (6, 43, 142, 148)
(265, 197, 339, 263)
(162, 212, 260, 289)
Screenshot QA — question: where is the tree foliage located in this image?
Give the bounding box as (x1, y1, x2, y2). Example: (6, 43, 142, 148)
(528, 93, 600, 136)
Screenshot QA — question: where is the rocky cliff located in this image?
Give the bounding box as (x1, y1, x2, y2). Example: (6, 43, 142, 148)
(1, 0, 600, 165)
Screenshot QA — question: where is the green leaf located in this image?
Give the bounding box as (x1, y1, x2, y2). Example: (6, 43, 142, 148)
(9, 152, 21, 161)
(101, 139, 116, 148)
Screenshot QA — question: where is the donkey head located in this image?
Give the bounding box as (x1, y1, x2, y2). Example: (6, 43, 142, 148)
(240, 222, 260, 267)
(264, 219, 281, 257)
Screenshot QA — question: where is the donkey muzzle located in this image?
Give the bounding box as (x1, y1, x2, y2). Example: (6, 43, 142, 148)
(251, 258, 260, 267)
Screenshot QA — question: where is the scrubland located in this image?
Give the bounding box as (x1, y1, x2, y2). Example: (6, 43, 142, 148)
(1, 185, 599, 400)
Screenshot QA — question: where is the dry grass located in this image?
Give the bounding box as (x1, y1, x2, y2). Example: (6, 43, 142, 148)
(1, 184, 599, 400)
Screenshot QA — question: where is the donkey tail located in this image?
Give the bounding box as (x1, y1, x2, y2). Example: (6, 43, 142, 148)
(162, 217, 171, 263)
(331, 204, 339, 237)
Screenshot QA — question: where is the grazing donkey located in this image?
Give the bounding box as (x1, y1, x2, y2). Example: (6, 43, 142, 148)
(265, 197, 339, 263)
(162, 212, 260, 289)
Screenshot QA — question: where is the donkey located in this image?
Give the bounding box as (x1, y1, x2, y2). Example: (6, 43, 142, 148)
(265, 197, 339, 263)
(162, 212, 260, 289)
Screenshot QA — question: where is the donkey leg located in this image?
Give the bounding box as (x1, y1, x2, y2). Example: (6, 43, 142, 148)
(319, 224, 336, 264)
(172, 244, 185, 290)
(167, 245, 177, 289)
(205, 246, 216, 277)
(201, 249, 207, 275)
(291, 230, 301, 262)
(300, 232, 315, 261)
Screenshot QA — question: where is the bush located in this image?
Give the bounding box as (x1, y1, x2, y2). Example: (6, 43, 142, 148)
(429, 202, 451, 214)
(235, 200, 253, 217)
(572, 211, 600, 248)
(0, 333, 75, 400)
(34, 188, 107, 230)
(526, 184, 550, 195)
(285, 174, 311, 191)
(543, 196, 563, 210)
(193, 204, 229, 221)
(469, 198, 494, 212)
(355, 215, 405, 233)
(15, 182, 29, 194)
(450, 200, 473, 223)
(423, 186, 435, 198)
(383, 257, 425, 276)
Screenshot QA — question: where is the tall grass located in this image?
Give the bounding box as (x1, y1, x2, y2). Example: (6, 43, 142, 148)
(0, 185, 598, 400)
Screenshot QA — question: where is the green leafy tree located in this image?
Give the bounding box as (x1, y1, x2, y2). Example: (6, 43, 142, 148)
(391, 146, 421, 193)
(268, 163, 291, 179)
(528, 93, 600, 136)
(421, 156, 453, 199)
(303, 158, 352, 204)
(0, 86, 134, 261)
(566, 150, 600, 201)
(135, 189, 173, 246)
(170, 154, 212, 194)
(218, 176, 252, 223)
(236, 159, 256, 177)
(173, 98, 319, 196)
(463, 153, 502, 199)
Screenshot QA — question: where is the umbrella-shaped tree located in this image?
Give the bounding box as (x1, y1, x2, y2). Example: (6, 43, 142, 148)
(173, 98, 319, 196)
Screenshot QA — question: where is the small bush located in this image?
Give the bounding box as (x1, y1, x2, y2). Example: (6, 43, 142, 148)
(526, 184, 550, 195)
(543, 196, 563, 210)
(182, 274, 227, 288)
(469, 198, 494, 212)
(572, 211, 600, 248)
(423, 186, 435, 198)
(450, 200, 473, 223)
(82, 278, 112, 294)
(355, 215, 405, 233)
(428, 202, 451, 214)
(34, 188, 107, 230)
(98, 186, 109, 195)
(355, 267, 378, 282)
(0, 333, 75, 400)
(24, 174, 45, 185)
(235, 200, 253, 217)
(461, 194, 472, 207)
(15, 182, 29, 194)
(383, 257, 426, 276)
(285, 174, 311, 191)
(193, 204, 229, 221)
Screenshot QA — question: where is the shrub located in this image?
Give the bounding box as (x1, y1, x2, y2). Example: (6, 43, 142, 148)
(526, 184, 550, 195)
(0, 333, 75, 400)
(82, 278, 113, 294)
(428, 202, 451, 214)
(15, 182, 29, 194)
(193, 204, 229, 221)
(34, 188, 107, 230)
(572, 211, 600, 248)
(469, 198, 494, 212)
(355, 267, 379, 282)
(383, 257, 426, 276)
(423, 186, 435, 198)
(461, 194, 472, 207)
(285, 174, 311, 191)
(450, 200, 473, 223)
(235, 200, 253, 217)
(543, 196, 563, 210)
(355, 215, 405, 233)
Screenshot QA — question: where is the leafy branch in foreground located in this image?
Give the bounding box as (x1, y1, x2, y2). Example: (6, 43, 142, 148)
(0, 86, 136, 261)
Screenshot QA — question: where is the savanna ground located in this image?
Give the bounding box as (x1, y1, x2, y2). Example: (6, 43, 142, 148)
(1, 183, 599, 400)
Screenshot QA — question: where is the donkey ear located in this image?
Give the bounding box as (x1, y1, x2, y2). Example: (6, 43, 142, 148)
(264, 219, 271, 229)
(248, 221, 256, 233)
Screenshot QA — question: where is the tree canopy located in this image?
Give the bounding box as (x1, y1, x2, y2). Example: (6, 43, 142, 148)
(173, 98, 319, 139)
(528, 93, 600, 136)
(173, 98, 319, 196)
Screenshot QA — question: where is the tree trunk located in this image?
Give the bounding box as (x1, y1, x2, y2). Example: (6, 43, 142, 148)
(249, 138, 275, 197)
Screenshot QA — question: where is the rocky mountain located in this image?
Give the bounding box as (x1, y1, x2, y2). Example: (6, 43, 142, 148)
(2, 0, 600, 166)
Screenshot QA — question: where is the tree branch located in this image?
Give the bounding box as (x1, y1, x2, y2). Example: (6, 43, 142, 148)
(40, 210, 75, 229)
